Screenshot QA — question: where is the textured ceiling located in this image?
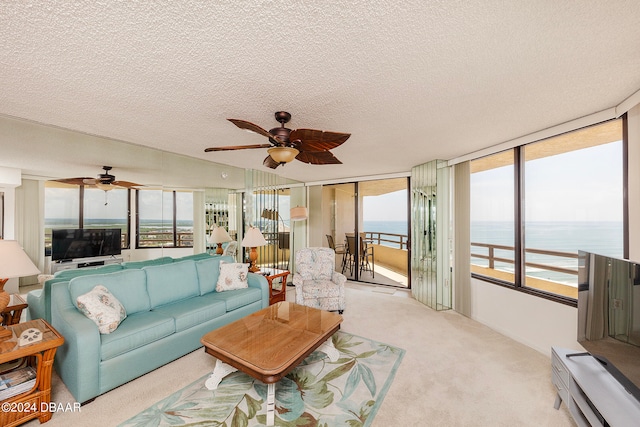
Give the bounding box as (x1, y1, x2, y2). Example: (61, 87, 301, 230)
(1, 1, 640, 184)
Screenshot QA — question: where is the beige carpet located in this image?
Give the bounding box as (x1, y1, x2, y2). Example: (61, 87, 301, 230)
(24, 283, 574, 426)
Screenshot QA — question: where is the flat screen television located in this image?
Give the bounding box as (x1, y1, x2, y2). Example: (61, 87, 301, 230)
(51, 228, 122, 261)
(577, 250, 640, 402)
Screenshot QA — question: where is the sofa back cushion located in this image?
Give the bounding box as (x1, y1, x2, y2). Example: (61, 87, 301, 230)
(195, 255, 234, 295)
(68, 269, 150, 315)
(121, 256, 174, 269)
(144, 260, 200, 307)
(54, 263, 124, 279)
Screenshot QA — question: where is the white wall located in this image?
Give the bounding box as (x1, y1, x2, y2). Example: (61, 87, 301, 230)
(469, 278, 581, 354)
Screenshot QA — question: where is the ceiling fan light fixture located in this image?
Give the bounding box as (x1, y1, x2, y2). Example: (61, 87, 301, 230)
(268, 146, 299, 164)
(95, 182, 113, 191)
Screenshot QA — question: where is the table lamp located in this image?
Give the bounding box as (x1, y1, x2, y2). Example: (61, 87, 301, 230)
(208, 226, 232, 255)
(241, 226, 267, 273)
(0, 240, 40, 338)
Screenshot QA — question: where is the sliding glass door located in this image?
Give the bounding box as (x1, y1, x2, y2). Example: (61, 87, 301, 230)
(322, 178, 409, 288)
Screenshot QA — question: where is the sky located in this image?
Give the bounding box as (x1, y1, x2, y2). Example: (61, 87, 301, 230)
(471, 141, 623, 222)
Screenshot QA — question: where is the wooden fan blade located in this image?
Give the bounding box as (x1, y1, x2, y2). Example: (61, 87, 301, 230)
(227, 119, 272, 138)
(263, 155, 281, 169)
(289, 129, 351, 151)
(205, 144, 273, 152)
(227, 119, 284, 145)
(295, 150, 342, 165)
(50, 177, 93, 185)
(112, 180, 143, 188)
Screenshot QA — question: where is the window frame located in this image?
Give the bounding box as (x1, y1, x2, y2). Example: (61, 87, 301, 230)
(470, 117, 628, 307)
(135, 189, 194, 249)
(44, 184, 131, 255)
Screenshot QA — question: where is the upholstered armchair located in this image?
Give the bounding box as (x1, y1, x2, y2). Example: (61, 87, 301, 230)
(293, 247, 346, 314)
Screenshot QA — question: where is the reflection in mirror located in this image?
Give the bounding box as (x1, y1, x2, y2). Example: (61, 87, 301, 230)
(578, 251, 640, 402)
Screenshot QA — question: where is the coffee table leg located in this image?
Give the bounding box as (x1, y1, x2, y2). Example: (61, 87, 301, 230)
(265, 382, 276, 425)
(317, 338, 340, 362)
(205, 359, 238, 390)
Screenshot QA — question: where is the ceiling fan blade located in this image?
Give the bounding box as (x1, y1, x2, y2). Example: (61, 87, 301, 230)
(296, 150, 342, 165)
(227, 119, 284, 145)
(112, 180, 143, 188)
(289, 129, 351, 151)
(50, 177, 93, 185)
(205, 143, 273, 152)
(263, 155, 281, 169)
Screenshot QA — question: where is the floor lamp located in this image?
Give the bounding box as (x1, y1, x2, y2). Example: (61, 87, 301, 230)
(289, 206, 308, 276)
(0, 240, 40, 339)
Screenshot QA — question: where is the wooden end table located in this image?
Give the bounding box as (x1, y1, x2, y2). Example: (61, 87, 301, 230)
(201, 302, 342, 426)
(261, 269, 290, 305)
(0, 319, 65, 426)
(2, 295, 28, 327)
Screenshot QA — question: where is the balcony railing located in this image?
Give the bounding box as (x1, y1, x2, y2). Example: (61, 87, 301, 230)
(471, 242, 579, 298)
(470, 242, 579, 276)
(361, 231, 408, 250)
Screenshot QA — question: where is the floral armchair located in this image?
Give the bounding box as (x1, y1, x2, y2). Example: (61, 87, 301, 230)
(293, 247, 346, 314)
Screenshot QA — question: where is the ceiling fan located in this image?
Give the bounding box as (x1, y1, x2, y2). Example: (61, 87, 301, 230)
(51, 166, 143, 191)
(205, 111, 351, 169)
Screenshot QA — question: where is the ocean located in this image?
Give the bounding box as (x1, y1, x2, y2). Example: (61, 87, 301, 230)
(471, 221, 623, 284)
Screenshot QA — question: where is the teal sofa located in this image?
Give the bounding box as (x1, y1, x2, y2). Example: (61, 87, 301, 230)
(48, 256, 268, 403)
(27, 253, 214, 323)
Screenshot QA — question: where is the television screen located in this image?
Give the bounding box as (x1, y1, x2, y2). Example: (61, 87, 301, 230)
(577, 250, 640, 402)
(51, 228, 122, 261)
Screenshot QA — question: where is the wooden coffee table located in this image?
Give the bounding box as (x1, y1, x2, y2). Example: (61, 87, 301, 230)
(200, 302, 343, 425)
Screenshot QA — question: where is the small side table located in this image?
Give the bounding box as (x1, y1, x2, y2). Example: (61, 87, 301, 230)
(0, 319, 65, 426)
(261, 269, 290, 305)
(1, 295, 28, 326)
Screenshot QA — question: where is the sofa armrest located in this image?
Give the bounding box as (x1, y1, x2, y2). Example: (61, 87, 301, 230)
(50, 281, 102, 403)
(247, 273, 270, 308)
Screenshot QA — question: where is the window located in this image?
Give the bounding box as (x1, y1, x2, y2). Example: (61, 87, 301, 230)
(470, 119, 624, 302)
(470, 151, 515, 283)
(84, 187, 130, 248)
(136, 190, 194, 248)
(44, 183, 130, 254)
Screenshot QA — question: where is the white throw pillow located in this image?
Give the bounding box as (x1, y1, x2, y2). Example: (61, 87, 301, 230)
(76, 285, 127, 334)
(216, 262, 249, 292)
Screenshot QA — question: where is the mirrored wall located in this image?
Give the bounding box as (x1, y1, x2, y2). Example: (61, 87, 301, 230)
(411, 160, 452, 310)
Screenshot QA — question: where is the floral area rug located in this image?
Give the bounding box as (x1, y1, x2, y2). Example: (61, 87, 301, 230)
(119, 331, 405, 427)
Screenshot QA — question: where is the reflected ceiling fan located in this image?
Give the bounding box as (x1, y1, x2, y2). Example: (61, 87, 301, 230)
(205, 111, 351, 169)
(52, 166, 143, 191)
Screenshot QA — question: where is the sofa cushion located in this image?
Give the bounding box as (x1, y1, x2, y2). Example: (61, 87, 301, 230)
(202, 287, 262, 312)
(69, 270, 150, 315)
(216, 262, 249, 292)
(195, 255, 234, 295)
(173, 253, 213, 263)
(121, 257, 174, 269)
(77, 285, 127, 334)
(144, 260, 200, 308)
(100, 311, 175, 361)
(153, 297, 227, 332)
(54, 263, 124, 279)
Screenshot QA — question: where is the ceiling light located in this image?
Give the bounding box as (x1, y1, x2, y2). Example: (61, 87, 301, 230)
(95, 182, 113, 191)
(268, 147, 299, 164)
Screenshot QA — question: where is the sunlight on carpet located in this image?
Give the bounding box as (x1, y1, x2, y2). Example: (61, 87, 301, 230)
(118, 331, 405, 427)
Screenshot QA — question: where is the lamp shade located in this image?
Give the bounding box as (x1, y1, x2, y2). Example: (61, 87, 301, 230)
(208, 226, 232, 244)
(268, 146, 299, 163)
(0, 240, 40, 278)
(241, 226, 268, 247)
(290, 206, 308, 222)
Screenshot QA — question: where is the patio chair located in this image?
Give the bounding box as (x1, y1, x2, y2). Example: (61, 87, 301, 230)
(344, 234, 374, 278)
(326, 234, 347, 272)
(293, 247, 346, 313)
